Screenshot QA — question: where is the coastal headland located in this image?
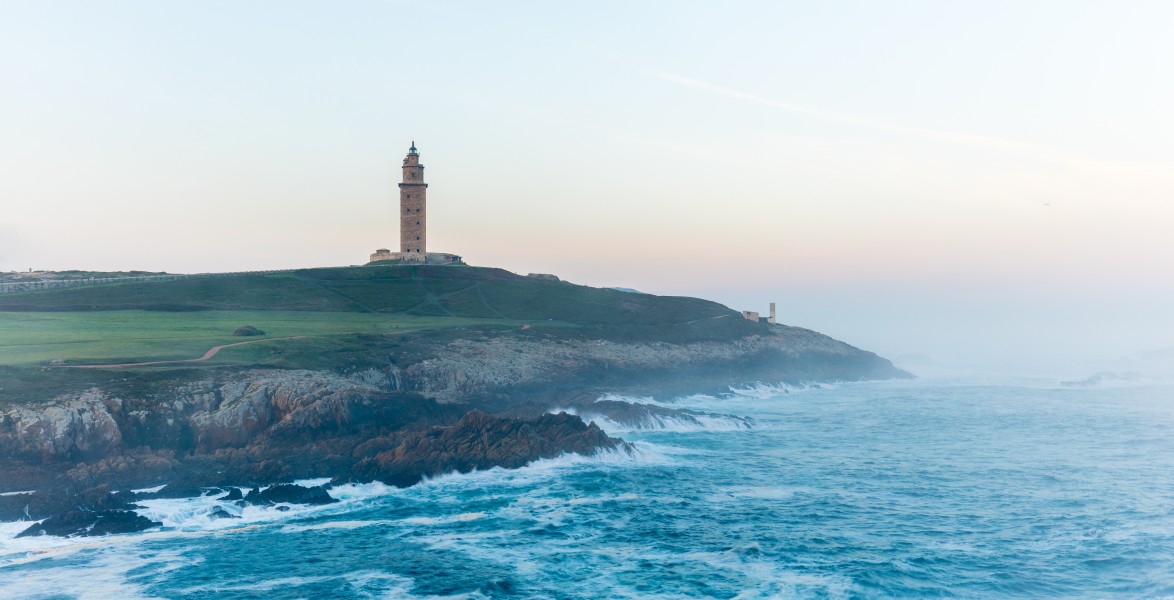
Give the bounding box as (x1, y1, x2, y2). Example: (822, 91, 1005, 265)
(0, 264, 909, 536)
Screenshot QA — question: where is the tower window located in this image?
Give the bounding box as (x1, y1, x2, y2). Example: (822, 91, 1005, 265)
(416, 236, 420, 240)
(416, 221, 420, 225)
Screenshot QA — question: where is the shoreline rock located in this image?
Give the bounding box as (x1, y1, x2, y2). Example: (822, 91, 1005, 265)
(7, 482, 345, 538)
(243, 484, 337, 506)
(348, 410, 622, 487)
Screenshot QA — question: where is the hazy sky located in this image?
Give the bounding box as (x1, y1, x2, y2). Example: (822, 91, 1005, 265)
(2, 1, 1172, 368)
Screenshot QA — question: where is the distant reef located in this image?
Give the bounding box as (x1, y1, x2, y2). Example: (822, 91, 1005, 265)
(0, 265, 909, 535)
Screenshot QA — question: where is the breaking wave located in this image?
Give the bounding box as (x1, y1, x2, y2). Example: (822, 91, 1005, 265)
(728, 381, 837, 398)
(567, 408, 753, 434)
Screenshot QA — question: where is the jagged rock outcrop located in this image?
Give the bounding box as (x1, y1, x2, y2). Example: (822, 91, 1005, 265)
(0, 389, 122, 462)
(351, 410, 621, 487)
(243, 484, 337, 506)
(16, 510, 160, 538)
(0, 485, 137, 522)
(0, 370, 404, 466)
(184, 369, 399, 450)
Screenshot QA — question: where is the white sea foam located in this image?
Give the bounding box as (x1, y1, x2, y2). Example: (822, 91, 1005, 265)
(0, 544, 194, 600)
(131, 482, 394, 533)
(557, 406, 752, 434)
(403, 444, 664, 494)
(672, 392, 723, 403)
(611, 412, 749, 433)
(0, 520, 33, 540)
(0, 490, 33, 497)
(728, 381, 836, 398)
(175, 569, 436, 597)
(0, 519, 89, 568)
(594, 392, 669, 406)
(710, 485, 812, 501)
(279, 519, 388, 533)
(401, 511, 487, 526)
(292, 477, 333, 488)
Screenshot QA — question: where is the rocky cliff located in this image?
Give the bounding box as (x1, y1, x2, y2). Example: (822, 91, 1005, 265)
(0, 323, 906, 535)
(403, 325, 902, 404)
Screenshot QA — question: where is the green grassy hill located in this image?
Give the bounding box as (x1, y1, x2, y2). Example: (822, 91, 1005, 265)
(0, 265, 760, 369)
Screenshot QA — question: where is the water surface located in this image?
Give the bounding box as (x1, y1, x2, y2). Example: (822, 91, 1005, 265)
(3, 377, 1172, 598)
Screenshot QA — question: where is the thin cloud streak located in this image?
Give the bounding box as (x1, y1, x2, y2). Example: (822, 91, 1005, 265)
(657, 73, 1173, 177)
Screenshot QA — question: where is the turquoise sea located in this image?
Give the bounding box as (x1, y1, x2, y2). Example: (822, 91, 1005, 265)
(2, 374, 1173, 598)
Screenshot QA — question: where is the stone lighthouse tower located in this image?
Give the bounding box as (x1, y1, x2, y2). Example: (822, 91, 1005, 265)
(399, 141, 427, 260)
(368, 142, 461, 265)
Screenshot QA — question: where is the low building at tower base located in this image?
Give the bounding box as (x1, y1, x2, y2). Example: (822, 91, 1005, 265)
(368, 248, 463, 265)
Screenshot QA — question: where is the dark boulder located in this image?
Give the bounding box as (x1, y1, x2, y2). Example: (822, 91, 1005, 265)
(243, 484, 337, 506)
(16, 510, 161, 538)
(138, 483, 202, 500)
(0, 485, 138, 522)
(220, 487, 243, 501)
(0, 493, 37, 522)
(232, 326, 265, 337)
(209, 508, 239, 520)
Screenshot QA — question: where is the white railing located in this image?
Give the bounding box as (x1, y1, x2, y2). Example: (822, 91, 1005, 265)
(0, 274, 188, 293)
(0, 264, 383, 294)
(0, 269, 280, 294)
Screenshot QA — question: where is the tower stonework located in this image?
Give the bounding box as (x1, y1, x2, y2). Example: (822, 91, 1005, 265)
(399, 142, 427, 260)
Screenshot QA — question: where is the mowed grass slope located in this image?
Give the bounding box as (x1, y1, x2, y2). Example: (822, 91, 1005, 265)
(0, 311, 532, 366)
(0, 265, 757, 367)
